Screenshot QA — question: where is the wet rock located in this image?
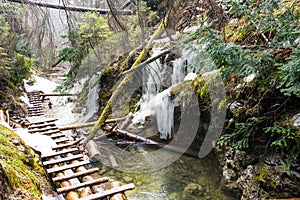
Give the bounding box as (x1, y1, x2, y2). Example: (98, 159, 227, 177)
(11, 138, 20, 145)
(223, 168, 237, 181)
(292, 113, 300, 127)
(243, 74, 256, 83)
(183, 183, 203, 196)
(123, 175, 133, 183)
(237, 165, 260, 200)
(72, 107, 84, 113)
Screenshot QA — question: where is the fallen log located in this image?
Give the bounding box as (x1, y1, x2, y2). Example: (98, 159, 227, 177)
(121, 48, 172, 76)
(7, 0, 133, 15)
(47, 74, 67, 77)
(102, 125, 199, 158)
(109, 154, 118, 168)
(120, 0, 133, 9)
(102, 125, 157, 145)
(40, 93, 76, 97)
(86, 140, 101, 162)
(58, 117, 127, 131)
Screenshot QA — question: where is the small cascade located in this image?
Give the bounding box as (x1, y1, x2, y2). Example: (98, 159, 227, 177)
(132, 47, 201, 139)
(80, 74, 100, 123)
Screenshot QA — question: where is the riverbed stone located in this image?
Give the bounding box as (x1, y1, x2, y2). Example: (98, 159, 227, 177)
(183, 183, 203, 196)
(123, 175, 133, 183)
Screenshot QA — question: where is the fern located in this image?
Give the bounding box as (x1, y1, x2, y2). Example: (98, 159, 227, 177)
(276, 49, 300, 97)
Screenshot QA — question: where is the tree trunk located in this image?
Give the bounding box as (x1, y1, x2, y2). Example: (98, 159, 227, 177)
(7, 0, 133, 15)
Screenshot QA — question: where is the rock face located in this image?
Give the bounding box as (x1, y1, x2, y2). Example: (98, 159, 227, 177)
(215, 146, 300, 199)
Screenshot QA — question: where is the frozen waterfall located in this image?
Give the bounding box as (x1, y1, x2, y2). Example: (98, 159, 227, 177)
(132, 47, 200, 140)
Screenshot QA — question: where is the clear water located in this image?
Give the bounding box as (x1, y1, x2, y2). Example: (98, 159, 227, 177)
(96, 148, 238, 200)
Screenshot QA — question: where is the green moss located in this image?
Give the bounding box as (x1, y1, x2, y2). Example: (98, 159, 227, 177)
(0, 125, 50, 199)
(255, 166, 269, 183)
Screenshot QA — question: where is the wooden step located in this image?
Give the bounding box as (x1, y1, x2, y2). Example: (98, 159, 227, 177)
(28, 114, 43, 117)
(29, 127, 59, 133)
(43, 154, 83, 166)
(41, 148, 78, 159)
(47, 160, 90, 174)
(79, 183, 136, 200)
(28, 111, 43, 115)
(50, 133, 66, 139)
(52, 142, 77, 150)
(52, 168, 100, 183)
(57, 177, 109, 194)
(28, 108, 43, 111)
(26, 118, 58, 126)
(28, 123, 56, 129)
(38, 130, 61, 135)
(54, 137, 69, 144)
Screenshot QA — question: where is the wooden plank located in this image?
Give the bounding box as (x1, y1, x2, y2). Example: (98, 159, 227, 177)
(29, 127, 59, 133)
(28, 123, 56, 129)
(38, 129, 61, 135)
(52, 138, 83, 150)
(50, 133, 66, 139)
(54, 137, 69, 144)
(28, 108, 43, 112)
(57, 177, 110, 194)
(79, 183, 135, 200)
(43, 154, 83, 166)
(52, 168, 100, 183)
(28, 114, 43, 117)
(41, 148, 78, 159)
(26, 118, 58, 125)
(47, 160, 90, 174)
(28, 111, 42, 114)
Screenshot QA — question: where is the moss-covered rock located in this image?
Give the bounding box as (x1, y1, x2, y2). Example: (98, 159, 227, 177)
(0, 125, 52, 200)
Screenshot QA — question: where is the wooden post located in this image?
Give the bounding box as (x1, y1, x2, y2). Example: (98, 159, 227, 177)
(86, 140, 101, 162)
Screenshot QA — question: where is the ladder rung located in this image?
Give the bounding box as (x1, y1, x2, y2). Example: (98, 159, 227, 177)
(47, 160, 90, 174)
(79, 183, 136, 200)
(57, 177, 109, 194)
(41, 148, 78, 159)
(52, 142, 75, 150)
(28, 123, 56, 129)
(52, 168, 100, 183)
(43, 154, 83, 166)
(29, 127, 59, 133)
(50, 133, 66, 139)
(26, 118, 58, 126)
(54, 137, 69, 144)
(38, 130, 61, 135)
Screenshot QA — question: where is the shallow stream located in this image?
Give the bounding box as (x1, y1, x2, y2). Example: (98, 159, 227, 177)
(97, 149, 238, 200)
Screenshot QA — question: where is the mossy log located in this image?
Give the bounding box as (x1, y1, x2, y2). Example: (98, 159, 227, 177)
(58, 117, 126, 131)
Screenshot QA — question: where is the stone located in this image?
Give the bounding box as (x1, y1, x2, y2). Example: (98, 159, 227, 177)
(123, 176, 133, 183)
(223, 168, 237, 181)
(292, 113, 300, 127)
(243, 73, 256, 83)
(183, 183, 203, 196)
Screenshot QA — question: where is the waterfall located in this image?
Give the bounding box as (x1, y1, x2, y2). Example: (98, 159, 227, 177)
(80, 74, 100, 123)
(132, 47, 200, 139)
